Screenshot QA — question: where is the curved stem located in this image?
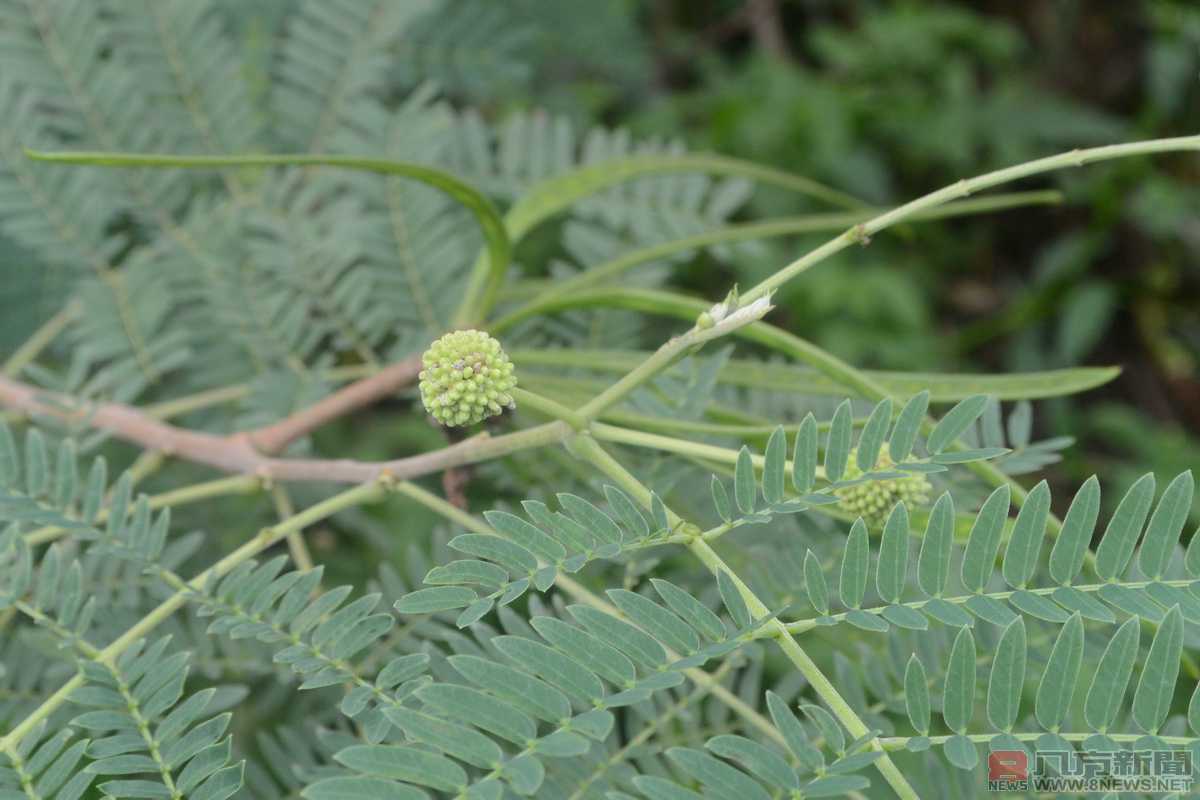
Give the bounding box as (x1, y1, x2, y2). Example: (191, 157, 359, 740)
(738, 134, 1200, 306)
(491, 190, 1060, 332)
(25, 149, 511, 323)
(455, 151, 870, 327)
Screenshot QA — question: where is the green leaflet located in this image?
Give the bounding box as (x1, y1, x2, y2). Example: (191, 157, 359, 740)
(960, 485, 1011, 593)
(1001, 480, 1050, 589)
(568, 604, 668, 668)
(1132, 604, 1184, 734)
(530, 615, 637, 687)
(839, 518, 870, 609)
(804, 550, 830, 616)
(917, 492, 954, 597)
(651, 579, 726, 643)
(1094, 473, 1156, 581)
(492, 635, 605, 703)
(889, 391, 929, 463)
(734, 445, 756, 514)
(765, 691, 824, 772)
(665, 747, 773, 800)
(393, 586, 476, 614)
(607, 589, 700, 655)
(904, 655, 931, 735)
(943, 626, 976, 734)
(706, 735, 799, 790)
(1138, 471, 1194, 579)
(333, 745, 467, 792)
(926, 394, 989, 455)
(792, 412, 818, 494)
(856, 397, 891, 472)
(717, 570, 752, 629)
(824, 400, 853, 482)
(876, 502, 909, 604)
(711, 476, 733, 523)
(762, 426, 786, 505)
(986, 617, 1027, 732)
(1084, 616, 1141, 731)
(1048, 476, 1100, 585)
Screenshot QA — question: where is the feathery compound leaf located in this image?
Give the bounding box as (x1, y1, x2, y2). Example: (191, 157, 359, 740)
(1084, 616, 1141, 731)
(1132, 604, 1184, 734)
(840, 518, 869, 609)
(1001, 480, 1050, 589)
(856, 397, 891, 472)
(824, 400, 852, 482)
(804, 550, 830, 615)
(1035, 612, 1084, 732)
(926, 394, 989, 455)
(943, 626, 976, 734)
(1094, 472, 1155, 581)
(792, 412, 817, 493)
(960, 485, 1011, 593)
(734, 445, 755, 514)
(905, 655, 930, 735)
(986, 617, 1026, 732)
(762, 426, 786, 505)
(1048, 476, 1100, 585)
(1138, 471, 1194, 580)
(885, 392, 928, 466)
(876, 502, 909, 604)
(918, 492, 954, 597)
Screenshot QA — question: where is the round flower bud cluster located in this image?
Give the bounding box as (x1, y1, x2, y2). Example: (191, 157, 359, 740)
(834, 446, 932, 527)
(419, 330, 516, 427)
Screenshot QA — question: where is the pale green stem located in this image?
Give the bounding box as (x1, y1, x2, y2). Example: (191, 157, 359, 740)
(491, 190, 1060, 332)
(0, 480, 384, 753)
(455, 151, 870, 326)
(3, 299, 81, 377)
(739, 134, 1200, 306)
(509, 386, 586, 429)
(271, 483, 314, 572)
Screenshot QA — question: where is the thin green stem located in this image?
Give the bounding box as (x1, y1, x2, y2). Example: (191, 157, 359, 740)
(456, 151, 868, 326)
(3, 299, 81, 377)
(739, 134, 1200, 306)
(781, 577, 1199, 635)
(26, 149, 510, 328)
(510, 387, 587, 429)
(491, 190, 1060, 332)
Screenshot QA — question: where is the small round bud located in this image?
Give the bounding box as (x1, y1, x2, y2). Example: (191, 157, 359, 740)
(834, 446, 931, 528)
(419, 330, 516, 427)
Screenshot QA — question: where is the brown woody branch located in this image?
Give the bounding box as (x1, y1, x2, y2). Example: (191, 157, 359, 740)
(0, 366, 569, 484)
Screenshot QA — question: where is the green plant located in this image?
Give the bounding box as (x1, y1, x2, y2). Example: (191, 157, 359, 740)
(0, 3, 1198, 799)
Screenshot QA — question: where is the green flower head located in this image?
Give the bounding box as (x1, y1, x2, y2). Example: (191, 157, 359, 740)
(419, 330, 517, 427)
(834, 446, 932, 528)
